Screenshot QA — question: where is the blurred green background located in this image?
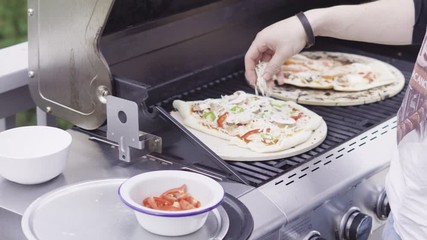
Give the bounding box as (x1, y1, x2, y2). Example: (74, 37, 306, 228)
(0, 0, 27, 48)
(1, 0, 71, 128)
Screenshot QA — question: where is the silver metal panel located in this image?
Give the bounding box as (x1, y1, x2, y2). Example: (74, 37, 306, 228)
(0, 129, 252, 233)
(276, 168, 389, 239)
(0, 208, 25, 239)
(250, 117, 397, 239)
(106, 96, 162, 162)
(0, 118, 397, 239)
(28, 0, 115, 130)
(21, 179, 230, 240)
(258, 117, 396, 219)
(239, 188, 288, 240)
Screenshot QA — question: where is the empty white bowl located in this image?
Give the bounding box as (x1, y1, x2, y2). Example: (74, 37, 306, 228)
(118, 170, 224, 236)
(0, 126, 72, 184)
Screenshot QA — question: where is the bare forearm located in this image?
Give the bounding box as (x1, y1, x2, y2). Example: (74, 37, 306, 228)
(306, 0, 415, 45)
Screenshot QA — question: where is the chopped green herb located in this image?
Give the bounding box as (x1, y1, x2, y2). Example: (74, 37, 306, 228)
(202, 111, 216, 122)
(230, 105, 244, 113)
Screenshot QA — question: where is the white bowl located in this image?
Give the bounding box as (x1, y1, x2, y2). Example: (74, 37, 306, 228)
(118, 170, 224, 236)
(0, 126, 72, 184)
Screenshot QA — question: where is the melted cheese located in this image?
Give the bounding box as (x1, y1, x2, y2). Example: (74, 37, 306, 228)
(180, 91, 322, 151)
(255, 62, 273, 96)
(282, 52, 395, 91)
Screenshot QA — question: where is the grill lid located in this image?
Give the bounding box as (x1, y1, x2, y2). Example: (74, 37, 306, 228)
(27, 0, 335, 130)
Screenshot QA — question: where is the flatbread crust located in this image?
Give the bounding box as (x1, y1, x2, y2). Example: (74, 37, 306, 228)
(278, 51, 398, 92)
(172, 91, 324, 153)
(271, 59, 405, 106)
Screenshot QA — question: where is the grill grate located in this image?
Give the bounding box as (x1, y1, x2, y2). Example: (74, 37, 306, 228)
(159, 59, 413, 187)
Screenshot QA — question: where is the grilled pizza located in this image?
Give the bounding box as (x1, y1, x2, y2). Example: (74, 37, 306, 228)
(271, 73, 405, 106)
(254, 51, 405, 106)
(277, 51, 397, 91)
(172, 91, 324, 153)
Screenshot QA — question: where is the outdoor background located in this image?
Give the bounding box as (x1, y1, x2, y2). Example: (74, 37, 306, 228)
(0, 0, 35, 126)
(1, 0, 71, 128)
(0, 0, 26, 48)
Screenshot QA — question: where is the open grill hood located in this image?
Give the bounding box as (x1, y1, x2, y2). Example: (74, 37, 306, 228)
(27, 0, 346, 130)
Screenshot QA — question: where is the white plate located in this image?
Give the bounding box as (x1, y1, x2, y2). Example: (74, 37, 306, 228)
(22, 179, 229, 240)
(171, 111, 327, 161)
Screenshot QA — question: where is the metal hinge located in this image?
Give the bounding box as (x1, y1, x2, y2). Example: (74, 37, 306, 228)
(106, 95, 162, 162)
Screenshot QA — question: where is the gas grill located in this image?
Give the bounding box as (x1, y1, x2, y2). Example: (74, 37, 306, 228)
(153, 51, 411, 187)
(26, 0, 418, 239)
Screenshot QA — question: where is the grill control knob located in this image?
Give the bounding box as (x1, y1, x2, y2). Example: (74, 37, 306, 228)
(376, 191, 390, 220)
(344, 210, 372, 240)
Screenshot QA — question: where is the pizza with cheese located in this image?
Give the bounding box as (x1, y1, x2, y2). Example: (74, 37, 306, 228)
(271, 73, 405, 106)
(172, 91, 324, 153)
(254, 51, 405, 106)
(277, 51, 397, 91)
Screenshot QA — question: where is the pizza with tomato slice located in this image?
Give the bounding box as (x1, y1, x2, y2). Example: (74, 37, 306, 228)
(172, 91, 324, 153)
(277, 51, 397, 91)
(255, 51, 405, 106)
(270, 74, 404, 106)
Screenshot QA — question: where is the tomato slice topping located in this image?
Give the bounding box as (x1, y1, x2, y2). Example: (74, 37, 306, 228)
(158, 205, 182, 211)
(160, 184, 187, 201)
(217, 112, 228, 128)
(291, 112, 304, 121)
(240, 129, 261, 143)
(179, 199, 196, 210)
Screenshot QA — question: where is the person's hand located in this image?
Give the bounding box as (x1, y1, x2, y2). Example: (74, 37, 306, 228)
(244, 15, 308, 88)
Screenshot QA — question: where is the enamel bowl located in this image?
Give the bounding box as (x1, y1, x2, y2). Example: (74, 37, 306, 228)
(118, 170, 224, 236)
(0, 126, 72, 184)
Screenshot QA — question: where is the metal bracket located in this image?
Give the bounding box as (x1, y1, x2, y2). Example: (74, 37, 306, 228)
(106, 95, 162, 162)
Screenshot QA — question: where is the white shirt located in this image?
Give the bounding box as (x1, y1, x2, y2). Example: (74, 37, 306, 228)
(385, 33, 427, 239)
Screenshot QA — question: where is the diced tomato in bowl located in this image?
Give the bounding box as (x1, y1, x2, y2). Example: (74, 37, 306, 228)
(142, 184, 202, 211)
(118, 170, 224, 236)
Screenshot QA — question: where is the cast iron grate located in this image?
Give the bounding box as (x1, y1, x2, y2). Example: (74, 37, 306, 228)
(160, 57, 414, 187)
